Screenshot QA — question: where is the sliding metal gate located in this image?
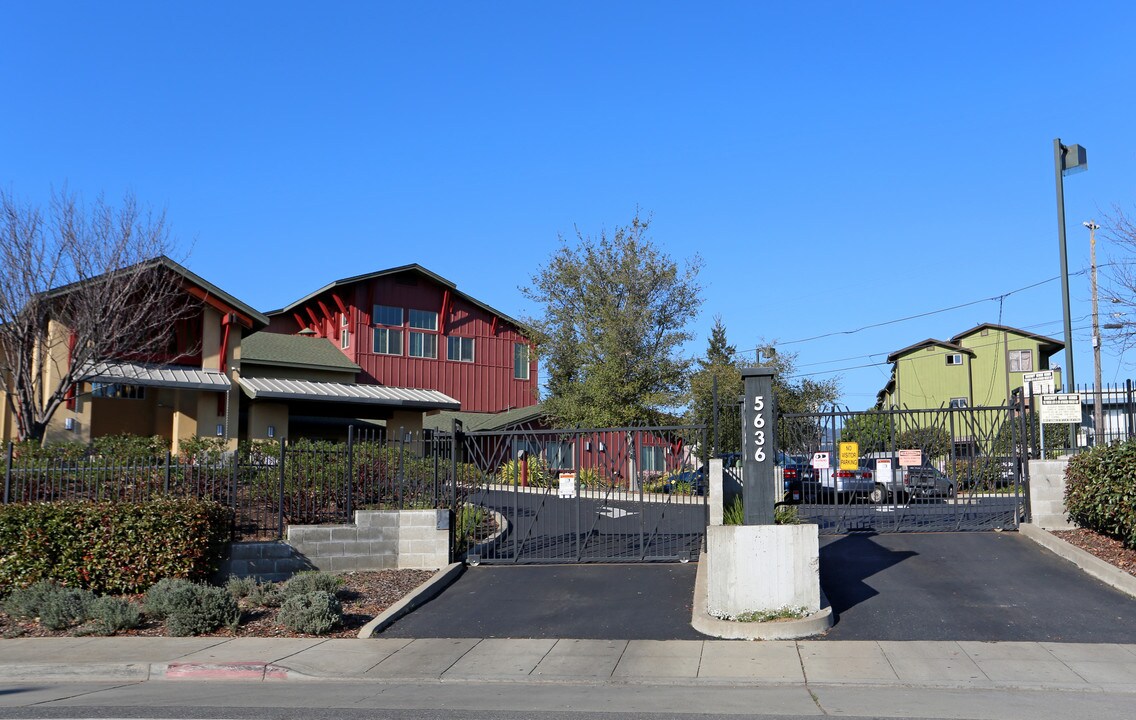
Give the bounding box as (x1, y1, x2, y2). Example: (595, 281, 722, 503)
(452, 425, 709, 563)
(778, 405, 1029, 535)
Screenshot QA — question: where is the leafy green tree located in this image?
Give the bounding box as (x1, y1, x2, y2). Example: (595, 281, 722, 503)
(840, 411, 891, 454)
(688, 316, 742, 453)
(523, 212, 703, 427)
(687, 321, 842, 454)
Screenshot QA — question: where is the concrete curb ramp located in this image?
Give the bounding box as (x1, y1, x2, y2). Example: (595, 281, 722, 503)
(358, 562, 465, 638)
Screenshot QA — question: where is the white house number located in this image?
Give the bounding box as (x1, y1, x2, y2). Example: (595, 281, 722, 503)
(752, 395, 766, 463)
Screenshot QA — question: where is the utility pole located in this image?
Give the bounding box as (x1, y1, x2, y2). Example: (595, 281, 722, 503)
(1087, 219, 1104, 444)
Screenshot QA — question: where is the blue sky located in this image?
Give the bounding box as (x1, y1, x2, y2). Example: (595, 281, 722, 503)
(4, 2, 1136, 408)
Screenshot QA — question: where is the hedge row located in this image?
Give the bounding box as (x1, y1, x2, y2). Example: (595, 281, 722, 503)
(0, 498, 231, 595)
(1065, 441, 1136, 549)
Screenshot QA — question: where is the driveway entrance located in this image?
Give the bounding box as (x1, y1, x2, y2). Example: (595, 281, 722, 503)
(819, 532, 1136, 642)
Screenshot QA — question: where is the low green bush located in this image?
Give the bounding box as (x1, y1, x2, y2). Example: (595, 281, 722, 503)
(225, 575, 259, 598)
(143, 578, 198, 618)
(144, 580, 239, 636)
(0, 498, 231, 595)
(277, 590, 342, 634)
(1066, 441, 1136, 548)
(3, 580, 94, 630)
(723, 496, 744, 525)
(282, 571, 343, 598)
(87, 596, 142, 635)
(247, 582, 283, 608)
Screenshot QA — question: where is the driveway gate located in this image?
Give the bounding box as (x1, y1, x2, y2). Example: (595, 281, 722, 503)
(448, 425, 709, 563)
(778, 405, 1030, 534)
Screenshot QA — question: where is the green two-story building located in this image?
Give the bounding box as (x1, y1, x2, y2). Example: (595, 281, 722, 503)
(877, 323, 1063, 410)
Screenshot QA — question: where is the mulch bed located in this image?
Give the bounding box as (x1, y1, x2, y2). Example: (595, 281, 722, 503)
(0, 569, 436, 639)
(1051, 528, 1136, 577)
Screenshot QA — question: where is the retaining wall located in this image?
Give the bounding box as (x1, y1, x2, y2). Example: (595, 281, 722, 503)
(217, 509, 450, 581)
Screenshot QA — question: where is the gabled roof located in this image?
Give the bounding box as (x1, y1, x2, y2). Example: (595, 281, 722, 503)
(44, 255, 269, 330)
(241, 331, 361, 372)
(886, 339, 974, 363)
(264, 263, 526, 332)
(423, 404, 550, 432)
(950, 323, 1064, 353)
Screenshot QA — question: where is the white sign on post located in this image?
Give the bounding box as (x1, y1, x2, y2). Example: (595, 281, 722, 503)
(875, 458, 893, 485)
(1022, 370, 1056, 397)
(898, 449, 923, 467)
(558, 472, 577, 498)
(1039, 393, 1082, 424)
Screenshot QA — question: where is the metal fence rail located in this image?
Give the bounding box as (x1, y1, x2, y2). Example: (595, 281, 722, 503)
(450, 424, 709, 564)
(2, 427, 455, 542)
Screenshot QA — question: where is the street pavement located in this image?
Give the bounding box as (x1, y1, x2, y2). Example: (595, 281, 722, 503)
(2, 524, 1136, 719)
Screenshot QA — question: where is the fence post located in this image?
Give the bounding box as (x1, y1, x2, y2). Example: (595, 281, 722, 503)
(3, 442, 12, 504)
(449, 419, 462, 563)
(164, 451, 172, 494)
(346, 425, 354, 520)
(230, 448, 238, 510)
(396, 426, 406, 510)
(1128, 379, 1134, 442)
(277, 436, 286, 541)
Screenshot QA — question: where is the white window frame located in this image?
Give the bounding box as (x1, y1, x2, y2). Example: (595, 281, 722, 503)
(373, 305, 403, 327)
(640, 445, 666, 473)
(1008, 349, 1033, 373)
(374, 327, 402, 356)
(514, 342, 530, 380)
(945, 353, 963, 366)
(409, 331, 437, 359)
(949, 397, 969, 409)
(341, 329, 350, 349)
(409, 309, 438, 331)
(447, 336, 475, 363)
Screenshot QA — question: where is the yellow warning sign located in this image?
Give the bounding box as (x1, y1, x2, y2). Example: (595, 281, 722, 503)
(839, 442, 860, 470)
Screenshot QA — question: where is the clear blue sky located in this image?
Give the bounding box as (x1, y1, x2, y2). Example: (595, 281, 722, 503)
(4, 2, 1136, 408)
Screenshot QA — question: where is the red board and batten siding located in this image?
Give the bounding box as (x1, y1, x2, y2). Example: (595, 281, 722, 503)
(266, 273, 537, 414)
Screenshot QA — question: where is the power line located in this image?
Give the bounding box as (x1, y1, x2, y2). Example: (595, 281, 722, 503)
(738, 271, 1082, 357)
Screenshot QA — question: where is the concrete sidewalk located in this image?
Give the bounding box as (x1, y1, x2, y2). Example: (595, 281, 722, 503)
(2, 636, 1136, 693)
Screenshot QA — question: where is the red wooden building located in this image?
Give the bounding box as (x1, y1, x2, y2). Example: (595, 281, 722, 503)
(265, 265, 538, 415)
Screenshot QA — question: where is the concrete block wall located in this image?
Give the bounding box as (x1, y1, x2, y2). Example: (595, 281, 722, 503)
(219, 509, 449, 581)
(1029, 459, 1074, 530)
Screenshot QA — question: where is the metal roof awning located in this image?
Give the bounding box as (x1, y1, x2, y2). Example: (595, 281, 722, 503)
(80, 361, 231, 392)
(237, 377, 461, 410)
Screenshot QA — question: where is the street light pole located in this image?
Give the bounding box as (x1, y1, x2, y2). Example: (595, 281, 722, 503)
(1087, 219, 1104, 444)
(1053, 138, 1087, 448)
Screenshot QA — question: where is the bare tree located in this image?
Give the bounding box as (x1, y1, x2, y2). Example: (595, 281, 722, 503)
(1100, 208, 1136, 355)
(0, 190, 193, 442)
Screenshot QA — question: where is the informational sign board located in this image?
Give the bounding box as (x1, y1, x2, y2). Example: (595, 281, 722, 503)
(558, 472, 577, 498)
(1022, 370, 1056, 397)
(812, 452, 830, 470)
(898, 449, 923, 467)
(875, 458, 894, 485)
(1039, 393, 1082, 424)
(839, 442, 860, 470)
(741, 367, 777, 525)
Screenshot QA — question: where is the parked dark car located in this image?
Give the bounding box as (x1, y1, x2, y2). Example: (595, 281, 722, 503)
(904, 465, 957, 499)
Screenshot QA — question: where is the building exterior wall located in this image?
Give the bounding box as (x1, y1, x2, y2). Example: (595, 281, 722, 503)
(247, 401, 290, 442)
(956, 328, 1054, 406)
(892, 345, 973, 409)
(270, 272, 537, 414)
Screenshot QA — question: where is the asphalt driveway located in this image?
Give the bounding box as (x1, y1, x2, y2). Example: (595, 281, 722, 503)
(820, 531, 1136, 642)
(376, 531, 1136, 642)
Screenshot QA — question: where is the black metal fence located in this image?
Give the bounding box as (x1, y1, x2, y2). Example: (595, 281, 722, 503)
(2, 427, 460, 542)
(451, 424, 710, 563)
